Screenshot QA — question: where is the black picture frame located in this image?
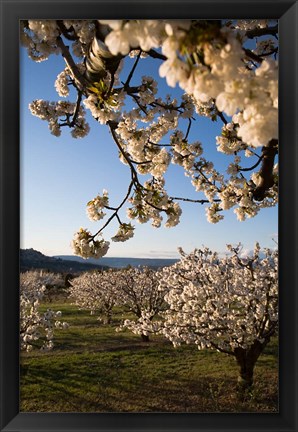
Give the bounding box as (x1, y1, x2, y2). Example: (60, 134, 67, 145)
(1, 1, 297, 431)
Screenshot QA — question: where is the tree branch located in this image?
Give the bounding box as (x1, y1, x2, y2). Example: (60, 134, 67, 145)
(238, 155, 264, 172)
(56, 36, 90, 90)
(145, 49, 167, 61)
(56, 20, 78, 41)
(243, 48, 263, 64)
(209, 341, 235, 356)
(252, 139, 278, 201)
(70, 91, 83, 126)
(107, 121, 140, 183)
(245, 25, 278, 40)
(170, 196, 220, 205)
(93, 180, 134, 238)
(58, 91, 83, 129)
(124, 50, 142, 88)
(216, 109, 228, 125)
(184, 119, 192, 141)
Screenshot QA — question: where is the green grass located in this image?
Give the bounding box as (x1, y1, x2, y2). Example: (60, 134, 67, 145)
(20, 301, 278, 413)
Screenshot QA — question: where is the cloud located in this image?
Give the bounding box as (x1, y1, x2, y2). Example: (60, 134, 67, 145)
(137, 250, 180, 259)
(239, 248, 253, 258)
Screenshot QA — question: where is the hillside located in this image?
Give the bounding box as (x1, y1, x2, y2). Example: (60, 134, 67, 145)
(20, 248, 179, 273)
(55, 255, 179, 269)
(20, 248, 108, 274)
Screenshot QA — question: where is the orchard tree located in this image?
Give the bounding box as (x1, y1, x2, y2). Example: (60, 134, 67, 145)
(20, 270, 69, 351)
(37, 270, 65, 302)
(157, 244, 278, 388)
(21, 20, 278, 258)
(69, 269, 119, 324)
(114, 267, 168, 342)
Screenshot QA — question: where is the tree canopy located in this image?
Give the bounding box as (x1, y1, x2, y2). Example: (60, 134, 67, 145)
(21, 19, 278, 258)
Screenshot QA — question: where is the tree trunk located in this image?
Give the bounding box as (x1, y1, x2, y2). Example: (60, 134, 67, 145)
(103, 312, 112, 324)
(141, 334, 150, 342)
(237, 359, 255, 389)
(103, 316, 112, 325)
(234, 340, 266, 390)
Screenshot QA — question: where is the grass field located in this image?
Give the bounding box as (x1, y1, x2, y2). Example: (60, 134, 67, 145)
(20, 300, 278, 413)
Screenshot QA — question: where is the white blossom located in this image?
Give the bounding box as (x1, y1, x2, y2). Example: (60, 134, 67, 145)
(20, 271, 68, 351)
(111, 223, 135, 242)
(86, 190, 109, 221)
(71, 228, 110, 259)
(158, 244, 278, 385)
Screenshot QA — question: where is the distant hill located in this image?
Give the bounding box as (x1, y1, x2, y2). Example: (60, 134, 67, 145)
(20, 248, 109, 274)
(55, 255, 179, 269)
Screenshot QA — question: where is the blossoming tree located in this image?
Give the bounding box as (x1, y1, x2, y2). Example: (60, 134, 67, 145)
(69, 269, 119, 324)
(158, 244, 278, 388)
(20, 271, 69, 351)
(114, 267, 168, 342)
(21, 19, 278, 258)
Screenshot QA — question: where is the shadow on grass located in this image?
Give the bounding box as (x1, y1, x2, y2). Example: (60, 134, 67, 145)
(21, 362, 278, 413)
(20, 302, 278, 413)
(20, 345, 278, 413)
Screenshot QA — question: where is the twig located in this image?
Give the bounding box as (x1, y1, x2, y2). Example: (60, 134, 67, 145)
(145, 49, 167, 61)
(170, 196, 220, 204)
(216, 109, 228, 125)
(93, 180, 134, 238)
(124, 50, 142, 88)
(58, 91, 83, 129)
(243, 48, 263, 64)
(184, 119, 192, 141)
(239, 155, 264, 172)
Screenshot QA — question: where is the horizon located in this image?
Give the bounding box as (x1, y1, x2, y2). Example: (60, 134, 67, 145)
(22, 245, 274, 261)
(21, 246, 179, 260)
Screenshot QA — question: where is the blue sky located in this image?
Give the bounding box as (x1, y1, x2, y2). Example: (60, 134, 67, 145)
(20, 44, 278, 258)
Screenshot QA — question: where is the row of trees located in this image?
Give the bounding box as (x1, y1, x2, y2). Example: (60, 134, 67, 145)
(21, 244, 278, 388)
(21, 19, 278, 258)
(69, 266, 167, 342)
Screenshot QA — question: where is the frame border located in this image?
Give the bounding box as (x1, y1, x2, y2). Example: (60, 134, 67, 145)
(1, 1, 297, 431)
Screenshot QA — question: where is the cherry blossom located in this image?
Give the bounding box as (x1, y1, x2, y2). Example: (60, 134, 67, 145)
(21, 19, 279, 258)
(69, 270, 119, 324)
(20, 271, 69, 351)
(114, 267, 168, 342)
(71, 228, 110, 259)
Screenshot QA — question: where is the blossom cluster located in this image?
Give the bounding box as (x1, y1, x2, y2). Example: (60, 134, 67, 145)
(20, 20, 60, 62)
(71, 228, 110, 259)
(111, 223, 135, 242)
(83, 87, 126, 125)
(21, 20, 96, 62)
(86, 190, 109, 221)
(127, 179, 182, 229)
(20, 271, 69, 351)
(98, 20, 166, 55)
(29, 99, 90, 138)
